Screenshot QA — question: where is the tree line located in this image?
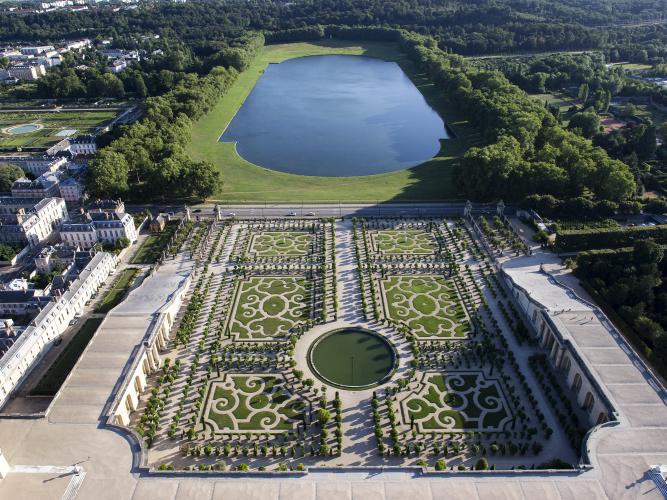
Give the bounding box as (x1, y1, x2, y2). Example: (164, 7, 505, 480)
(85, 30, 264, 201)
(3, 0, 667, 57)
(86, 65, 238, 200)
(391, 31, 636, 205)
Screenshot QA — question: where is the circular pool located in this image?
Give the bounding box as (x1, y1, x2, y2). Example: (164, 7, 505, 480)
(5, 123, 41, 134)
(308, 328, 397, 390)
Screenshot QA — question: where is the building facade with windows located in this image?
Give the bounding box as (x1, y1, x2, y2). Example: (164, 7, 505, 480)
(68, 135, 97, 156)
(58, 177, 86, 204)
(0, 197, 68, 247)
(11, 171, 64, 199)
(0, 251, 117, 408)
(60, 211, 137, 249)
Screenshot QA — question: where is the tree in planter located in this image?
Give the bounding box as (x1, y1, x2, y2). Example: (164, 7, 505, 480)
(475, 457, 489, 470)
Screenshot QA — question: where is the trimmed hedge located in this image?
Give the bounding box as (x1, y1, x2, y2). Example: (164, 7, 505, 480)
(576, 247, 636, 267)
(556, 224, 667, 252)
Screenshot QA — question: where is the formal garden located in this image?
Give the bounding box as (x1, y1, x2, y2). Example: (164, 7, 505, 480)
(224, 275, 312, 341)
(129, 215, 583, 472)
(380, 275, 471, 339)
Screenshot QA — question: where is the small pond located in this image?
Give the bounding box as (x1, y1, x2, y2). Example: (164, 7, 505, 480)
(308, 328, 397, 389)
(6, 123, 40, 134)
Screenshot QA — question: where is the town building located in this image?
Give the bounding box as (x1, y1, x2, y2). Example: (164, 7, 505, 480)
(10, 156, 66, 177)
(11, 171, 64, 199)
(0, 197, 68, 247)
(19, 46, 54, 56)
(60, 210, 137, 249)
(34, 244, 79, 273)
(67, 135, 97, 156)
(58, 177, 86, 204)
(6, 64, 45, 81)
(89, 199, 125, 214)
(107, 59, 127, 74)
(0, 251, 117, 408)
(0, 285, 50, 316)
(64, 39, 91, 51)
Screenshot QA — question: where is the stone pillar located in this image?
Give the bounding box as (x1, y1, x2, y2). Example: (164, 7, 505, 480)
(464, 200, 472, 218)
(496, 200, 505, 216)
(0, 449, 10, 479)
(151, 345, 161, 370)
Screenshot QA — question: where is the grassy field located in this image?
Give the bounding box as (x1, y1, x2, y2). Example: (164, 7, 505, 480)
(130, 224, 179, 264)
(95, 268, 140, 313)
(0, 109, 117, 149)
(31, 318, 103, 396)
(188, 40, 480, 202)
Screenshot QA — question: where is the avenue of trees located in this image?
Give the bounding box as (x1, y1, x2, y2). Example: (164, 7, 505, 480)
(87, 64, 241, 200)
(389, 31, 636, 205)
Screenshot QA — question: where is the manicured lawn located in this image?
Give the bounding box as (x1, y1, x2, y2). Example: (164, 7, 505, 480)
(381, 275, 470, 339)
(370, 229, 437, 255)
(30, 318, 103, 396)
(95, 268, 140, 313)
(130, 224, 178, 264)
(228, 276, 310, 340)
(188, 40, 480, 202)
(248, 231, 313, 257)
(203, 375, 305, 433)
(401, 372, 512, 432)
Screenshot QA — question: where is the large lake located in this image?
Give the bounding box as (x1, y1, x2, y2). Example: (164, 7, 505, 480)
(220, 55, 448, 177)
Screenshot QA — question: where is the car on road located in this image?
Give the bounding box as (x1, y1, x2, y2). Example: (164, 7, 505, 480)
(69, 319, 78, 326)
(226, 212, 236, 217)
(305, 212, 316, 216)
(287, 212, 297, 217)
(193, 209, 202, 213)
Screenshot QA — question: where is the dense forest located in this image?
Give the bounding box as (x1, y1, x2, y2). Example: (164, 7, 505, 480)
(3, 0, 667, 203)
(2, 0, 667, 57)
(472, 51, 667, 204)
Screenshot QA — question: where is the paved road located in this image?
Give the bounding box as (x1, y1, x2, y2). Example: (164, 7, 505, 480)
(127, 202, 503, 219)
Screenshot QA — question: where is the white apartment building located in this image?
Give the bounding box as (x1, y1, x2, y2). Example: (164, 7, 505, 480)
(19, 46, 54, 56)
(58, 177, 86, 203)
(0, 251, 117, 408)
(18, 156, 66, 177)
(60, 211, 137, 248)
(65, 39, 91, 51)
(11, 171, 64, 199)
(6, 65, 45, 81)
(0, 197, 68, 247)
(37, 51, 62, 67)
(108, 59, 127, 74)
(68, 135, 97, 156)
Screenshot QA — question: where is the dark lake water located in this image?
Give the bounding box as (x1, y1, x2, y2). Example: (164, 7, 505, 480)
(220, 55, 448, 177)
